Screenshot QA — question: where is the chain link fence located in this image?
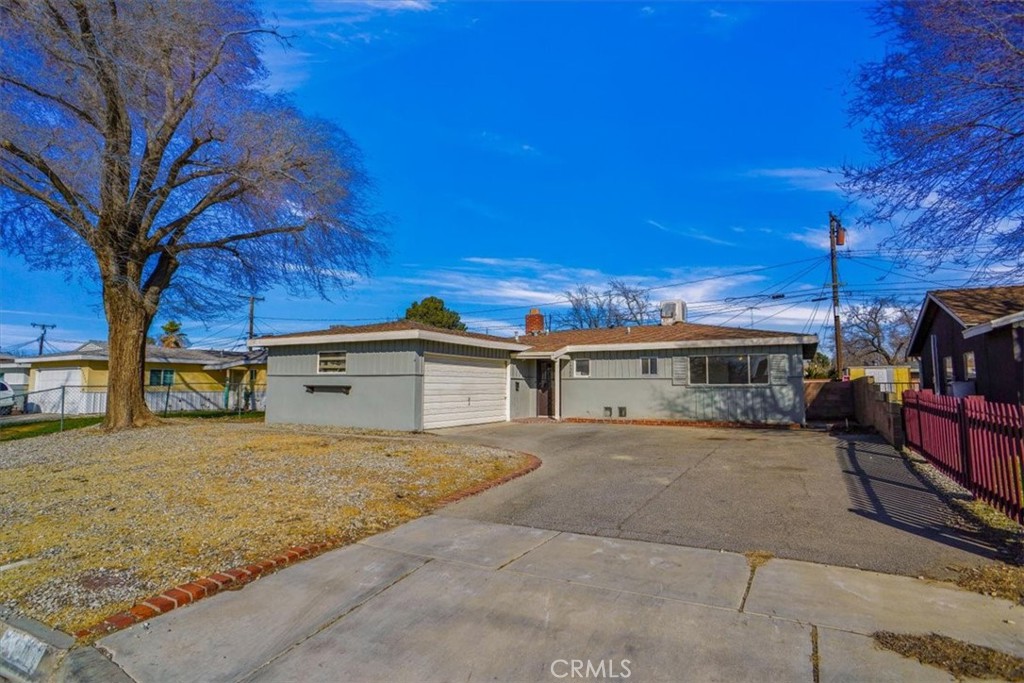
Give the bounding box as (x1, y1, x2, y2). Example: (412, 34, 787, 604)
(0, 383, 267, 425)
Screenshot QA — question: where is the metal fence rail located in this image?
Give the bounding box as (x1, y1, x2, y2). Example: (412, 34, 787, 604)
(0, 383, 267, 427)
(903, 389, 1024, 524)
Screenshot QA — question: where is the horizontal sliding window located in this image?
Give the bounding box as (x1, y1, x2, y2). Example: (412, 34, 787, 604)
(641, 357, 658, 376)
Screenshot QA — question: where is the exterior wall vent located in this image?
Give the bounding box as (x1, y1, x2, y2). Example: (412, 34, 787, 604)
(618, 406, 627, 418)
(603, 406, 613, 417)
(660, 300, 687, 325)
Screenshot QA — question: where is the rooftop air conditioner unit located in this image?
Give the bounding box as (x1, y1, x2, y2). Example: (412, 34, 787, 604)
(660, 300, 687, 325)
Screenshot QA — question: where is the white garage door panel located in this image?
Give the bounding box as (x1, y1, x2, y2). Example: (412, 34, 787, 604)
(34, 367, 81, 391)
(423, 355, 508, 429)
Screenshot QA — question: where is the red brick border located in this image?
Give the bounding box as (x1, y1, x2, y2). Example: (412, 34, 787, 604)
(561, 417, 801, 431)
(435, 453, 542, 506)
(74, 452, 543, 641)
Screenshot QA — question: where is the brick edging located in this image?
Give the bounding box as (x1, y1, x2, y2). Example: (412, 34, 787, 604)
(561, 417, 801, 431)
(435, 453, 542, 506)
(74, 452, 543, 641)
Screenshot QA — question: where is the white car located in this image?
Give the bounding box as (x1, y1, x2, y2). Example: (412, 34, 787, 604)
(0, 381, 14, 415)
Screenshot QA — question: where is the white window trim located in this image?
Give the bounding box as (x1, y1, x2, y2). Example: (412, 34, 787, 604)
(574, 358, 591, 378)
(317, 350, 348, 374)
(640, 356, 658, 376)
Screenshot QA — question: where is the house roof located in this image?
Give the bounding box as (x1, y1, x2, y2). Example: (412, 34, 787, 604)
(249, 320, 532, 351)
(930, 286, 1024, 326)
(251, 319, 818, 358)
(17, 341, 252, 366)
(909, 285, 1024, 354)
(516, 322, 808, 353)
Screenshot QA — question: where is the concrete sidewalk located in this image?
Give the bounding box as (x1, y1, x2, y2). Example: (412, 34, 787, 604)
(97, 516, 1022, 683)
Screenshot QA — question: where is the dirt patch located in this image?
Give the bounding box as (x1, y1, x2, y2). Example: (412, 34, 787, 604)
(0, 422, 533, 635)
(873, 631, 1024, 681)
(953, 564, 1024, 605)
(744, 550, 774, 570)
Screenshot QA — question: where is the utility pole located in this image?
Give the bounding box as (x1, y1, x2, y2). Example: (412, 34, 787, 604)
(31, 322, 56, 356)
(239, 296, 264, 412)
(828, 212, 845, 378)
(240, 295, 265, 340)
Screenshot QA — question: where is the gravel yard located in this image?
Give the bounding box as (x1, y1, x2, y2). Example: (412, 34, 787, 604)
(0, 421, 532, 636)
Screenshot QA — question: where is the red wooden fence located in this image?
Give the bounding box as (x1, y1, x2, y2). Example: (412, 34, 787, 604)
(903, 390, 1024, 524)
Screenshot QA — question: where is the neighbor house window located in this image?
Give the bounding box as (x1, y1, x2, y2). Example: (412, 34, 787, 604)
(964, 351, 977, 380)
(943, 356, 953, 384)
(574, 358, 590, 377)
(689, 355, 768, 385)
(318, 351, 347, 373)
(149, 369, 174, 386)
(640, 357, 658, 376)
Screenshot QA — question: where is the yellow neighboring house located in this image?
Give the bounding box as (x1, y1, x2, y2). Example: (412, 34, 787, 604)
(19, 341, 267, 415)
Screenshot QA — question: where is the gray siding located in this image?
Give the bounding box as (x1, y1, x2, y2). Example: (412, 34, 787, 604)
(560, 345, 806, 424)
(265, 340, 421, 430)
(510, 360, 537, 419)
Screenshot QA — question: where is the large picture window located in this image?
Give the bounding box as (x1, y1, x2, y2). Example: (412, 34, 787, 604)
(688, 355, 770, 385)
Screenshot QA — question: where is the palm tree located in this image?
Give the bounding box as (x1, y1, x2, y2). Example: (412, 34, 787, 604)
(159, 321, 190, 348)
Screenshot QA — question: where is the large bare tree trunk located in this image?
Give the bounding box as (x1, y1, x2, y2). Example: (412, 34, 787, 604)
(103, 280, 159, 429)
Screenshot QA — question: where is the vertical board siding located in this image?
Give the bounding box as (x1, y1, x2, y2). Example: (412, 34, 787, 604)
(267, 340, 420, 376)
(558, 345, 806, 424)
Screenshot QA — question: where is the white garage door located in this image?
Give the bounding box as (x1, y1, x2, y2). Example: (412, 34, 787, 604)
(34, 367, 81, 391)
(423, 354, 508, 429)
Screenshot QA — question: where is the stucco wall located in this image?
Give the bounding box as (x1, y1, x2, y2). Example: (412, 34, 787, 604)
(264, 340, 421, 430)
(510, 360, 537, 419)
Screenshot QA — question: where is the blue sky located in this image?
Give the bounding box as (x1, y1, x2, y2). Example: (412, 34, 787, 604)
(0, 1, 987, 353)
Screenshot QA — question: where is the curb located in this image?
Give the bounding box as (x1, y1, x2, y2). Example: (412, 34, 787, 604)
(75, 452, 542, 641)
(561, 417, 801, 431)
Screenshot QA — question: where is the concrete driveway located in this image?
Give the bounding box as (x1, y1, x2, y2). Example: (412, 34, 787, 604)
(433, 422, 1002, 578)
(90, 423, 1024, 683)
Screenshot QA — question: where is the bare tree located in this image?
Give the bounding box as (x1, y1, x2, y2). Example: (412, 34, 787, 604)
(0, 1, 381, 429)
(608, 279, 653, 326)
(559, 285, 616, 329)
(842, 298, 917, 366)
(558, 281, 655, 329)
(843, 2, 1024, 275)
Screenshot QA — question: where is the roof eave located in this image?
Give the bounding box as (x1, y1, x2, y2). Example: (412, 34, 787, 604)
(250, 329, 530, 352)
(962, 309, 1024, 339)
(516, 335, 819, 359)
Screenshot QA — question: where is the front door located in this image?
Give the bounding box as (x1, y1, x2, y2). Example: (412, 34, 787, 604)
(537, 361, 553, 416)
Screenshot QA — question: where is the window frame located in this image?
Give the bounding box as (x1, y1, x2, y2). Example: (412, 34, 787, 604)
(574, 358, 591, 378)
(148, 369, 174, 386)
(942, 355, 954, 385)
(963, 351, 977, 380)
(317, 350, 348, 374)
(686, 354, 768, 386)
(640, 356, 658, 376)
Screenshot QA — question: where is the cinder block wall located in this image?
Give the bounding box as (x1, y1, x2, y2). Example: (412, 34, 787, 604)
(851, 377, 905, 448)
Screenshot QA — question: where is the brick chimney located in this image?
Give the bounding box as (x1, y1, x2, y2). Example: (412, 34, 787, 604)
(525, 308, 545, 335)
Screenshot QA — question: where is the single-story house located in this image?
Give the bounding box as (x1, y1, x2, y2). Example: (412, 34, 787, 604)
(908, 285, 1024, 402)
(18, 341, 267, 414)
(250, 309, 818, 431)
(0, 353, 29, 392)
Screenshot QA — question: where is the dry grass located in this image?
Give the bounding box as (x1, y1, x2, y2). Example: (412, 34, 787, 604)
(744, 550, 774, 570)
(873, 631, 1024, 681)
(0, 421, 532, 636)
(953, 564, 1024, 605)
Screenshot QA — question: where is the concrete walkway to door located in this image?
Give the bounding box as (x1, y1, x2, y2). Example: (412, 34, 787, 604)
(432, 422, 1005, 578)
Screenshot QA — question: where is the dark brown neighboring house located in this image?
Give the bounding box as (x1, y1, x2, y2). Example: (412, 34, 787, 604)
(907, 285, 1024, 403)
